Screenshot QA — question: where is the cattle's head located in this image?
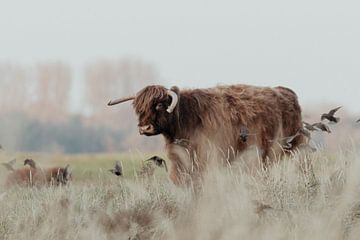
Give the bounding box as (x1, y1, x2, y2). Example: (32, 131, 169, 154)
(108, 85, 180, 136)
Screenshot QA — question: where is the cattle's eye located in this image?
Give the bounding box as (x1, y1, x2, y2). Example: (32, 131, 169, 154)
(155, 102, 165, 111)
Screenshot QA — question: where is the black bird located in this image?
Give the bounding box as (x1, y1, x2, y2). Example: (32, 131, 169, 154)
(240, 126, 249, 142)
(282, 132, 301, 149)
(303, 121, 317, 131)
(1, 159, 16, 171)
(321, 106, 341, 123)
(24, 159, 37, 169)
(146, 156, 168, 172)
(312, 122, 331, 133)
(109, 160, 123, 176)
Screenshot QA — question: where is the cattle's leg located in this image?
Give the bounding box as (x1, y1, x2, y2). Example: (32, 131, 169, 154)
(167, 147, 192, 186)
(260, 137, 271, 171)
(169, 161, 185, 186)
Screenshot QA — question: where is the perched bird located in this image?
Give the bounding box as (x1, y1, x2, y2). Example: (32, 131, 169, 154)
(239, 126, 257, 143)
(321, 106, 341, 123)
(240, 126, 249, 142)
(1, 159, 16, 171)
(146, 156, 168, 172)
(24, 159, 37, 169)
(357, 119, 360, 123)
(312, 122, 331, 133)
(303, 121, 318, 131)
(109, 160, 123, 176)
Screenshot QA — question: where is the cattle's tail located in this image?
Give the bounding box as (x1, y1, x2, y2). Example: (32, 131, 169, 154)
(275, 86, 306, 151)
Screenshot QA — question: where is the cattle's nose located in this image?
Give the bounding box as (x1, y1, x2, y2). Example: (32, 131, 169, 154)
(139, 125, 152, 134)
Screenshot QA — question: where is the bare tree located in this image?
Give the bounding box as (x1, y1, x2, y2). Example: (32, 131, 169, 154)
(84, 58, 158, 115)
(30, 62, 72, 121)
(0, 63, 31, 112)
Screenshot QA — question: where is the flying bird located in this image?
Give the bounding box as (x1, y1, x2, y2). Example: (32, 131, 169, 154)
(298, 127, 311, 140)
(303, 121, 318, 131)
(146, 156, 168, 172)
(282, 132, 301, 149)
(312, 122, 331, 133)
(109, 160, 123, 176)
(1, 159, 16, 171)
(24, 159, 37, 169)
(321, 106, 341, 123)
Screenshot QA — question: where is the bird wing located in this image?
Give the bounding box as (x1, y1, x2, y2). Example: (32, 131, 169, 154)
(299, 128, 311, 139)
(285, 132, 300, 144)
(328, 106, 342, 116)
(303, 121, 311, 127)
(314, 122, 331, 132)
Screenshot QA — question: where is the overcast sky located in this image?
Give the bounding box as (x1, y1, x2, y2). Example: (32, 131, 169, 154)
(1, 0, 359, 113)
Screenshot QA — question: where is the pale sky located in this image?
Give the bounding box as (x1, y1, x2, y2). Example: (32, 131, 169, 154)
(1, 0, 359, 113)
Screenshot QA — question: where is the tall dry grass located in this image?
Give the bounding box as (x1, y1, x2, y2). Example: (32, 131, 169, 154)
(1, 146, 360, 239)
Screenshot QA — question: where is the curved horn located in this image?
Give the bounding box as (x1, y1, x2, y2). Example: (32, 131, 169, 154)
(166, 90, 178, 113)
(107, 96, 135, 106)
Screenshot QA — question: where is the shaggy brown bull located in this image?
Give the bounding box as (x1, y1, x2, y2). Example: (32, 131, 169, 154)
(109, 84, 304, 184)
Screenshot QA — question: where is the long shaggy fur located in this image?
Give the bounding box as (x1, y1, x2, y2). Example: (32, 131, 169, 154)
(5, 166, 71, 187)
(132, 84, 304, 185)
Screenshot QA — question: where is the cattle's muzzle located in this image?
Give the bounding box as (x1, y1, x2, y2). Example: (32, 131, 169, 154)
(139, 124, 156, 135)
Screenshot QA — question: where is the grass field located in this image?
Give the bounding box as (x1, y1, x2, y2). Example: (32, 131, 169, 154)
(1, 147, 360, 239)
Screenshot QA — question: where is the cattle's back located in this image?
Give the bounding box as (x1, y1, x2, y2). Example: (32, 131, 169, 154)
(5, 168, 47, 187)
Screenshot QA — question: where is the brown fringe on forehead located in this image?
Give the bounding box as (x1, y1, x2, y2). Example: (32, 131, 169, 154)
(133, 85, 168, 113)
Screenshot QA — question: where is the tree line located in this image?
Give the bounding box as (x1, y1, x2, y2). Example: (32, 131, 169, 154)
(0, 58, 162, 153)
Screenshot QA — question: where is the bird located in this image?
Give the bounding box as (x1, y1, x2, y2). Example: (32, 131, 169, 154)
(109, 160, 123, 176)
(282, 132, 301, 149)
(24, 159, 37, 169)
(312, 122, 331, 133)
(298, 127, 311, 140)
(146, 156, 168, 172)
(357, 119, 360, 123)
(1, 159, 16, 171)
(240, 126, 249, 142)
(321, 106, 341, 123)
(303, 121, 318, 131)
(239, 126, 257, 143)
(0, 144, 3, 150)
